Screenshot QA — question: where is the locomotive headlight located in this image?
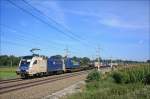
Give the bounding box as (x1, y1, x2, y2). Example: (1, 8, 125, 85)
(16, 68, 20, 74)
(16, 68, 20, 72)
(16, 68, 21, 72)
(25, 69, 29, 73)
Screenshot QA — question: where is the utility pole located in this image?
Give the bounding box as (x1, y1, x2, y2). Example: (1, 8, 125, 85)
(64, 47, 69, 58)
(62, 46, 69, 72)
(10, 59, 13, 72)
(110, 56, 113, 71)
(91, 55, 94, 64)
(96, 47, 101, 71)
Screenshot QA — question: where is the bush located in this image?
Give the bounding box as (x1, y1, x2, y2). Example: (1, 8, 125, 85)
(112, 72, 123, 83)
(144, 73, 150, 84)
(86, 70, 101, 82)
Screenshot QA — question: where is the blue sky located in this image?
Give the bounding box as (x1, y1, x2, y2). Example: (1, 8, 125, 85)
(0, 0, 149, 61)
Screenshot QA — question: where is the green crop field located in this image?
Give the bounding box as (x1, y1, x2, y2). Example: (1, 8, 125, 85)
(65, 64, 150, 99)
(0, 66, 18, 80)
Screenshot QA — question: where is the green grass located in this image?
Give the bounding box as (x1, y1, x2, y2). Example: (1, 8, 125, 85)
(66, 64, 150, 99)
(67, 80, 149, 99)
(0, 67, 18, 80)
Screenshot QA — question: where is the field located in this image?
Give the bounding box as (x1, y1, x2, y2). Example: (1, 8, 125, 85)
(65, 64, 150, 99)
(0, 66, 18, 80)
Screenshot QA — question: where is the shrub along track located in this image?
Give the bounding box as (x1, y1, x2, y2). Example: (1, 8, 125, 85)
(0, 70, 90, 94)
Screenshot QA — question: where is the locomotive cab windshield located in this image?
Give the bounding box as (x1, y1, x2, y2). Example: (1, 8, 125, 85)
(20, 60, 30, 67)
(20, 56, 33, 67)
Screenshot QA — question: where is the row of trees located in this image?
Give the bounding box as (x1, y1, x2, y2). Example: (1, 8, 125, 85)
(0, 55, 21, 67)
(94, 58, 148, 64)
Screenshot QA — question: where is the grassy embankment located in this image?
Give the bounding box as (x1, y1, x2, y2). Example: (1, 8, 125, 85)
(0, 66, 18, 80)
(66, 64, 150, 99)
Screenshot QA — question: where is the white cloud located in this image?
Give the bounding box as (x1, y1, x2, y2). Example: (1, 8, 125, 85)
(99, 17, 149, 29)
(26, 1, 149, 30)
(65, 9, 149, 29)
(65, 9, 100, 17)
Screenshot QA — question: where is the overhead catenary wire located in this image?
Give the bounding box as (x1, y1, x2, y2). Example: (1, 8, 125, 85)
(4, 0, 98, 57)
(1, 27, 64, 53)
(1, 24, 84, 55)
(0, 24, 68, 49)
(7, 0, 83, 43)
(7, 0, 95, 48)
(1, 27, 84, 56)
(22, 0, 83, 40)
(1, 38, 64, 55)
(1, 40, 83, 57)
(22, 0, 96, 48)
(1, 31, 64, 50)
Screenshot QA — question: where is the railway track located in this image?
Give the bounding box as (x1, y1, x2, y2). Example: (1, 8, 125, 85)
(0, 78, 22, 84)
(0, 70, 90, 94)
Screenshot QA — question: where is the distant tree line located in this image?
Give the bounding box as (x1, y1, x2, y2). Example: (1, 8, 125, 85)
(0, 55, 20, 67)
(94, 57, 147, 64)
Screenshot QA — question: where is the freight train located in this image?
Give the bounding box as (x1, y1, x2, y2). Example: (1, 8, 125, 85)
(16, 54, 92, 78)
